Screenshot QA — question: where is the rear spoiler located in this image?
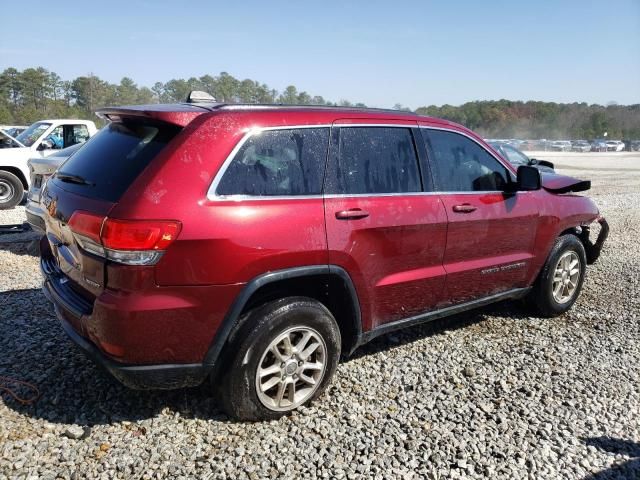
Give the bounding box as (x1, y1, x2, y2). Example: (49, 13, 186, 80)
(541, 173, 591, 194)
(96, 102, 223, 127)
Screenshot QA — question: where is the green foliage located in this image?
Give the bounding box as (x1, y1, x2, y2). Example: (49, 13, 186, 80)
(415, 100, 640, 139)
(1, 67, 638, 139)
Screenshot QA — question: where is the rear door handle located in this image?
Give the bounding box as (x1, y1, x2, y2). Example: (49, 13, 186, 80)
(452, 204, 477, 213)
(335, 208, 370, 220)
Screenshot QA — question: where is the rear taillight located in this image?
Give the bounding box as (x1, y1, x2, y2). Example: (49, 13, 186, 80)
(68, 211, 181, 266)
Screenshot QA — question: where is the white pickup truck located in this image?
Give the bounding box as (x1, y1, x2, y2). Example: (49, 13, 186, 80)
(0, 119, 98, 209)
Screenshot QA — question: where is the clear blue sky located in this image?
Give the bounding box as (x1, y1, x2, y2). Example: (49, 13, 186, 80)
(1, 0, 638, 108)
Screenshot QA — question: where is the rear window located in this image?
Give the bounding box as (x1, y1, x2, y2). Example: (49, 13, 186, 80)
(54, 121, 180, 202)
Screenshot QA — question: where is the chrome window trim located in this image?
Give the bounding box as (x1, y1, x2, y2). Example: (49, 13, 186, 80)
(419, 125, 517, 181)
(206, 123, 525, 202)
(207, 124, 332, 201)
(331, 123, 417, 128)
(323, 190, 525, 199)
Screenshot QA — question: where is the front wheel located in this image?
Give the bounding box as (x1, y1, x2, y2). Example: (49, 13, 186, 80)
(0, 170, 24, 210)
(218, 297, 341, 421)
(527, 234, 587, 317)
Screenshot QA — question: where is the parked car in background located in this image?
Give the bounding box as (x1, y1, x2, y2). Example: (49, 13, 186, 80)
(488, 141, 555, 173)
(605, 140, 625, 152)
(629, 140, 640, 152)
(571, 140, 592, 152)
(0, 125, 28, 140)
(0, 119, 97, 209)
(26, 143, 84, 232)
(40, 96, 608, 420)
(591, 139, 607, 152)
(548, 140, 572, 152)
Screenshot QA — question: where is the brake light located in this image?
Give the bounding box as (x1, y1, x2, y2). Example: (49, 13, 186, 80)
(102, 219, 181, 251)
(68, 211, 181, 265)
(67, 211, 104, 243)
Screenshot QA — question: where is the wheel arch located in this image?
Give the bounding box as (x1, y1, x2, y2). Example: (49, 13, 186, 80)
(203, 265, 362, 373)
(0, 166, 28, 189)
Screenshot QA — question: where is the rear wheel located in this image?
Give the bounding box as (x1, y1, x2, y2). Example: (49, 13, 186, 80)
(528, 234, 587, 317)
(218, 297, 341, 421)
(0, 170, 24, 210)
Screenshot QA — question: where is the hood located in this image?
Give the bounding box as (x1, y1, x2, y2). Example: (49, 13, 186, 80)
(541, 172, 591, 194)
(0, 145, 31, 161)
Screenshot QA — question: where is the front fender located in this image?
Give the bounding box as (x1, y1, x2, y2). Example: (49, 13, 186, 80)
(526, 191, 602, 283)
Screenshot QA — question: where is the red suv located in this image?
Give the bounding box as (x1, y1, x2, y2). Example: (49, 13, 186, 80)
(40, 97, 608, 420)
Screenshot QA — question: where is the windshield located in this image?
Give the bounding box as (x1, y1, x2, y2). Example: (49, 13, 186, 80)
(503, 146, 529, 165)
(15, 122, 52, 147)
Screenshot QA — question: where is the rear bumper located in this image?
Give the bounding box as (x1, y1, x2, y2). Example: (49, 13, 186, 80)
(25, 201, 46, 233)
(42, 274, 208, 389)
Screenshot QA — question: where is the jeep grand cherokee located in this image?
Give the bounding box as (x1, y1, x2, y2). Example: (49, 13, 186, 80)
(40, 96, 608, 420)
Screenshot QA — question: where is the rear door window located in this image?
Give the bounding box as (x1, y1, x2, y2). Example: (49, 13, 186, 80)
(327, 127, 422, 195)
(54, 121, 180, 202)
(216, 128, 329, 196)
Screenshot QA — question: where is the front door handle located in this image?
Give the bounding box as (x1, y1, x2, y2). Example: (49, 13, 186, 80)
(335, 208, 370, 220)
(452, 204, 477, 213)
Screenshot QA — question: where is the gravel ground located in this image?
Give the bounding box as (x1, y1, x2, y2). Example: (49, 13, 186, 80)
(1, 154, 639, 479)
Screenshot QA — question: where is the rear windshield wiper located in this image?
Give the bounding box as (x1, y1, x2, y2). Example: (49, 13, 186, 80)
(55, 172, 95, 186)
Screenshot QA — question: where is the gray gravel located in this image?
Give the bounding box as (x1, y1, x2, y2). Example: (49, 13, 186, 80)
(1, 155, 639, 479)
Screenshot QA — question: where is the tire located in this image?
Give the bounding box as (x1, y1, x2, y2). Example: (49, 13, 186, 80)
(0, 170, 24, 210)
(217, 297, 341, 421)
(527, 234, 587, 317)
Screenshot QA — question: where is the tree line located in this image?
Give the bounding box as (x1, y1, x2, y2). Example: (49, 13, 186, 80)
(1, 67, 638, 139)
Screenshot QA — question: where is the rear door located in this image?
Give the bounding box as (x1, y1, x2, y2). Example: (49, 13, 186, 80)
(420, 127, 539, 305)
(324, 121, 448, 330)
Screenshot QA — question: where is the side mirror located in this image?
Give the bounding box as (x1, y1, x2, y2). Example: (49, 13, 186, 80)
(516, 165, 541, 191)
(533, 159, 554, 169)
(38, 139, 54, 151)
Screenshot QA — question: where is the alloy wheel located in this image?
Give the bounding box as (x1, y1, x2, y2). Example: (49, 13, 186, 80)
(552, 251, 581, 304)
(255, 326, 327, 411)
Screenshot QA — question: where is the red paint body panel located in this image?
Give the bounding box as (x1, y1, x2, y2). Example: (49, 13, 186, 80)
(439, 192, 539, 304)
(39, 105, 605, 372)
(325, 195, 448, 330)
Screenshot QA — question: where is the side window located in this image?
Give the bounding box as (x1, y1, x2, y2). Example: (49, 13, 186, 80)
(216, 128, 329, 196)
(64, 124, 90, 148)
(423, 130, 510, 192)
(46, 126, 64, 149)
(331, 127, 421, 194)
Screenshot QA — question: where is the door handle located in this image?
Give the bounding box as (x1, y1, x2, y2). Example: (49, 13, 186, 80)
(452, 204, 477, 213)
(335, 208, 370, 220)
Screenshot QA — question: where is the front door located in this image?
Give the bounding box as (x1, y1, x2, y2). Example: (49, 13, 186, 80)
(421, 128, 539, 305)
(324, 121, 448, 331)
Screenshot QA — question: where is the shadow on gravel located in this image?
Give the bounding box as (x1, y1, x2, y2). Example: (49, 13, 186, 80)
(0, 239, 40, 257)
(0, 288, 228, 426)
(1, 286, 532, 426)
(0, 224, 41, 257)
(582, 437, 640, 479)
